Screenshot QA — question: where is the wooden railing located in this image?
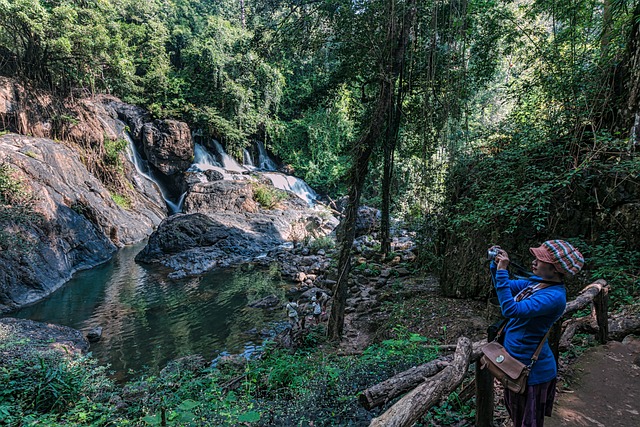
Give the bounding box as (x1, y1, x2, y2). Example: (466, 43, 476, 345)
(475, 279, 609, 426)
(360, 280, 611, 427)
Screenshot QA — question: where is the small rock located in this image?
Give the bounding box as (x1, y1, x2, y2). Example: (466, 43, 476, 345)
(86, 326, 103, 343)
(248, 294, 280, 309)
(323, 279, 337, 287)
(375, 278, 388, 288)
(306, 274, 317, 281)
(317, 249, 326, 256)
(390, 256, 402, 266)
(380, 269, 392, 278)
(396, 267, 411, 276)
(294, 272, 307, 282)
(304, 279, 313, 285)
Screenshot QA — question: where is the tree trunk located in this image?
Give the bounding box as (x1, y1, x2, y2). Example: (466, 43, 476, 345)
(240, 0, 246, 29)
(380, 0, 416, 257)
(327, 78, 392, 340)
(328, 0, 416, 340)
(368, 337, 472, 427)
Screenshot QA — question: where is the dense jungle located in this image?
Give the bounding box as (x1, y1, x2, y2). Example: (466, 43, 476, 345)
(0, 0, 639, 426)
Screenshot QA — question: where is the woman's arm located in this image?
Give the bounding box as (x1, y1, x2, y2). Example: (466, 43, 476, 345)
(495, 282, 563, 318)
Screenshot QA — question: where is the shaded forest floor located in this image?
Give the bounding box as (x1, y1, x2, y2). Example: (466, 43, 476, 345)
(547, 338, 640, 427)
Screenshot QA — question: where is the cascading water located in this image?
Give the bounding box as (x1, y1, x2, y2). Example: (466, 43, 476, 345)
(211, 140, 245, 172)
(190, 138, 317, 206)
(263, 172, 318, 206)
(243, 148, 255, 168)
(119, 124, 184, 214)
(190, 143, 234, 180)
(256, 141, 278, 171)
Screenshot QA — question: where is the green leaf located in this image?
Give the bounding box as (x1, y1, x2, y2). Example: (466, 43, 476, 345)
(142, 413, 161, 425)
(237, 411, 261, 422)
(178, 399, 199, 411)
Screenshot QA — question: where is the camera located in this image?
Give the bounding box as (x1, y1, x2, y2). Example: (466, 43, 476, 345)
(487, 248, 499, 260)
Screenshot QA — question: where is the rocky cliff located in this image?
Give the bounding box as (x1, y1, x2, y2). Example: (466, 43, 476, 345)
(0, 134, 165, 312)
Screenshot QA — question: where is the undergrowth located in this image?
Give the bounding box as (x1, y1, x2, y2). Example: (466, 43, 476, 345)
(0, 323, 478, 427)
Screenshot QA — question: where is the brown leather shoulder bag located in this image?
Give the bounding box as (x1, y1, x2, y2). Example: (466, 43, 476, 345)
(480, 325, 551, 394)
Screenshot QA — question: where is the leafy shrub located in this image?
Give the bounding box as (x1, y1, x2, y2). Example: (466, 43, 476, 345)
(308, 236, 335, 253)
(104, 138, 128, 168)
(252, 183, 287, 209)
(0, 336, 113, 425)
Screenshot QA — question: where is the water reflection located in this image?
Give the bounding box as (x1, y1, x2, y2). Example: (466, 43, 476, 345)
(12, 243, 287, 380)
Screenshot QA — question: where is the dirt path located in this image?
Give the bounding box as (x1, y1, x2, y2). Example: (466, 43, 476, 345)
(547, 337, 640, 427)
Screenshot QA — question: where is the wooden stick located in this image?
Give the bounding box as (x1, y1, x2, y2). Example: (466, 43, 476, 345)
(368, 337, 472, 427)
(593, 285, 609, 344)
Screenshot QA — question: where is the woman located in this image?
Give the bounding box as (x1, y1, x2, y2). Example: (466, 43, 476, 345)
(490, 240, 584, 427)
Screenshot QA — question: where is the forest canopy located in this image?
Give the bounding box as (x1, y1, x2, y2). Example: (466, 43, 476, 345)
(1, 0, 638, 301)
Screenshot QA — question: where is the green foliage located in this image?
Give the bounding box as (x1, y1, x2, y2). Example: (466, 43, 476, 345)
(111, 192, 131, 210)
(252, 183, 287, 209)
(0, 332, 113, 425)
(307, 236, 336, 253)
(0, 162, 40, 252)
(578, 232, 640, 307)
(104, 137, 128, 167)
(0, 325, 445, 426)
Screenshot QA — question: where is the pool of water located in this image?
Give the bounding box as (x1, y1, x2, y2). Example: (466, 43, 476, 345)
(12, 243, 289, 380)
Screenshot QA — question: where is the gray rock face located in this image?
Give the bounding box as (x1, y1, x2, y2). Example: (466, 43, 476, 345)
(102, 98, 151, 141)
(0, 134, 165, 313)
(142, 120, 193, 175)
(137, 183, 339, 278)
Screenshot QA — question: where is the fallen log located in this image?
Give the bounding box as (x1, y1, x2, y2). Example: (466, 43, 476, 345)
(359, 359, 450, 410)
(359, 339, 486, 410)
(559, 316, 596, 351)
(368, 337, 472, 427)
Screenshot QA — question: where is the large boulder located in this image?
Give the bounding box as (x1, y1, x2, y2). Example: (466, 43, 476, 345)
(183, 181, 258, 214)
(138, 186, 339, 278)
(141, 120, 193, 175)
(0, 134, 165, 313)
(135, 212, 294, 277)
(0, 317, 90, 355)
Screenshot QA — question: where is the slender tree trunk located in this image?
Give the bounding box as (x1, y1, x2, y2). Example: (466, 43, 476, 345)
(240, 0, 246, 29)
(328, 79, 392, 340)
(380, 0, 416, 256)
(328, 0, 417, 340)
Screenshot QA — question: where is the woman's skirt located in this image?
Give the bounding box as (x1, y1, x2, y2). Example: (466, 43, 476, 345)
(503, 378, 557, 427)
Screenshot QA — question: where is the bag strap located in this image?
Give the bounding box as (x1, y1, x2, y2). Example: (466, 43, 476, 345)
(494, 281, 560, 367)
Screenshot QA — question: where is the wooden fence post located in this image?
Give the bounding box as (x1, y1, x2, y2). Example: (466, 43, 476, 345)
(475, 325, 497, 427)
(593, 286, 609, 344)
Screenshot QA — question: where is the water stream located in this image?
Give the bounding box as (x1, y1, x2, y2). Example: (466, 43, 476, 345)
(12, 243, 289, 381)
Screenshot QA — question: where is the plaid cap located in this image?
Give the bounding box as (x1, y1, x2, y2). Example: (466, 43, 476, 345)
(529, 240, 584, 275)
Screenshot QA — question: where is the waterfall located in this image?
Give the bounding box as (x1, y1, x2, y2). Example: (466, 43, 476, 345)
(211, 140, 245, 172)
(256, 141, 278, 171)
(190, 143, 234, 180)
(194, 143, 221, 167)
(122, 127, 183, 215)
(243, 148, 255, 167)
(263, 172, 318, 206)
